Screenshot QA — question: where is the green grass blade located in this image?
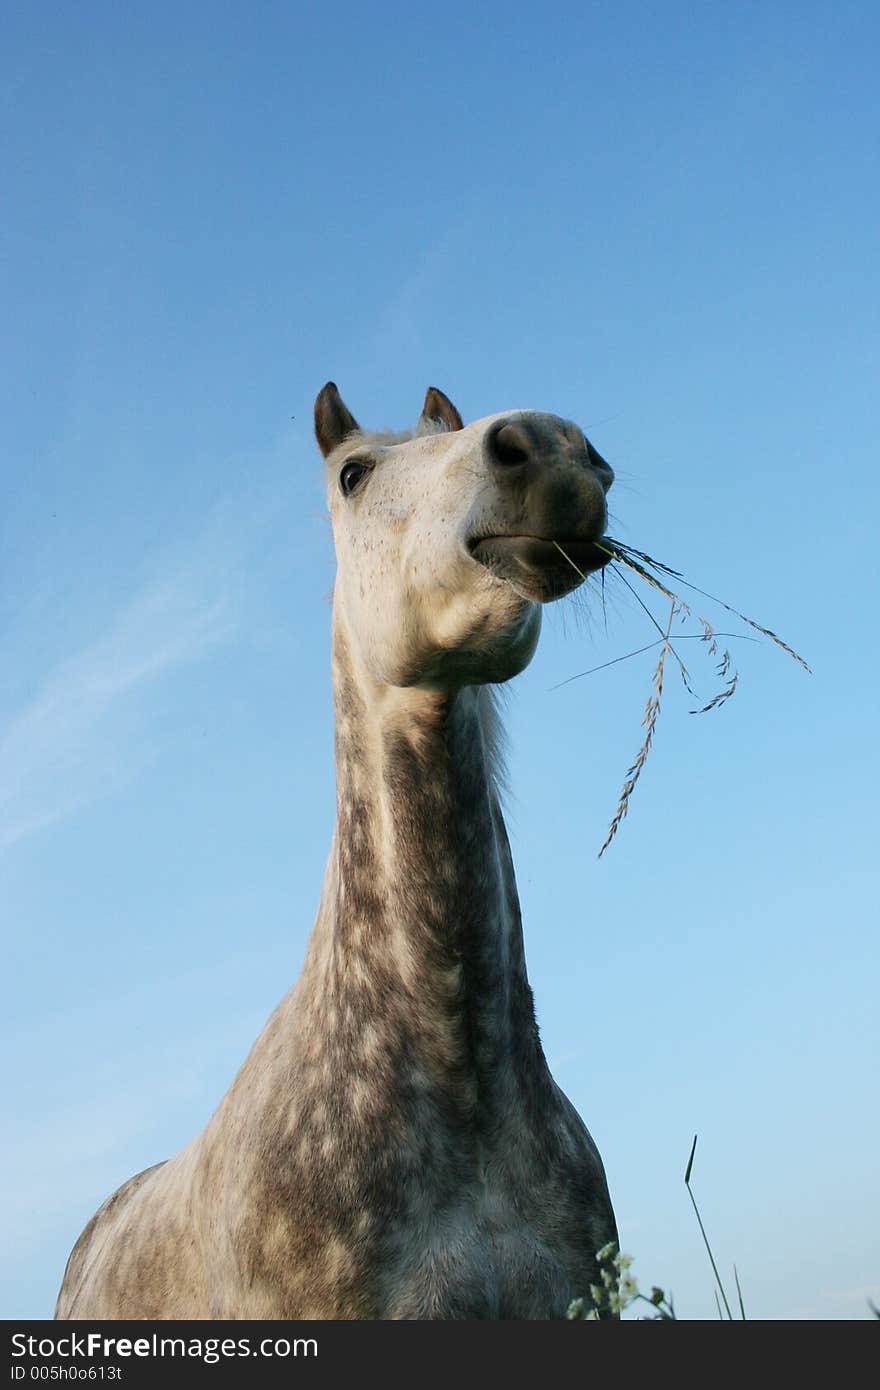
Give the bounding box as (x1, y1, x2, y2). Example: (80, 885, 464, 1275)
(684, 1134, 698, 1185)
(734, 1264, 747, 1320)
(684, 1136, 733, 1320)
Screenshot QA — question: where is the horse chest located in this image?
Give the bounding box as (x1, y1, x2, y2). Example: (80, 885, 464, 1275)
(243, 1090, 593, 1318)
(347, 1110, 591, 1318)
(379, 1188, 577, 1320)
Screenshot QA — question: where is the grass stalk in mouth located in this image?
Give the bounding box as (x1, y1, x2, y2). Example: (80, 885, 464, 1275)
(552, 538, 810, 856)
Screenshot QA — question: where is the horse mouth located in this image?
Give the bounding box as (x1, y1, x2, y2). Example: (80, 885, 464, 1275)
(469, 534, 610, 601)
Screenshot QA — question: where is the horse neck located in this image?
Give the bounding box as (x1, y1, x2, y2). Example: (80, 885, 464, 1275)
(300, 608, 545, 1112)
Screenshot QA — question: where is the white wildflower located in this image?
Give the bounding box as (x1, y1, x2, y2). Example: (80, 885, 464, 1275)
(620, 1274, 638, 1301)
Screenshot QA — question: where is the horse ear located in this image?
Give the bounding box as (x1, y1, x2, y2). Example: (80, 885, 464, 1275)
(418, 386, 463, 435)
(314, 382, 361, 457)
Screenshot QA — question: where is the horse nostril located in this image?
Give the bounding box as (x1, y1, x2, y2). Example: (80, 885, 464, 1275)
(587, 442, 615, 492)
(488, 422, 531, 467)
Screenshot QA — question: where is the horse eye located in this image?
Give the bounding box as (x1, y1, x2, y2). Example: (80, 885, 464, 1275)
(339, 458, 372, 497)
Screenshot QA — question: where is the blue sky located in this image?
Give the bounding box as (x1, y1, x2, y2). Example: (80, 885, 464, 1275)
(2, 1, 877, 1319)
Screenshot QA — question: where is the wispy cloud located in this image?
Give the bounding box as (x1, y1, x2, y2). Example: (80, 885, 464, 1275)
(358, 214, 477, 379)
(0, 503, 250, 851)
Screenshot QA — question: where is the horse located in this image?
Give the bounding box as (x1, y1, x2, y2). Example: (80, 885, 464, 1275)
(55, 383, 617, 1319)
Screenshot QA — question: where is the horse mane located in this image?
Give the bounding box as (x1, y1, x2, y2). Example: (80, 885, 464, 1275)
(477, 683, 511, 807)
